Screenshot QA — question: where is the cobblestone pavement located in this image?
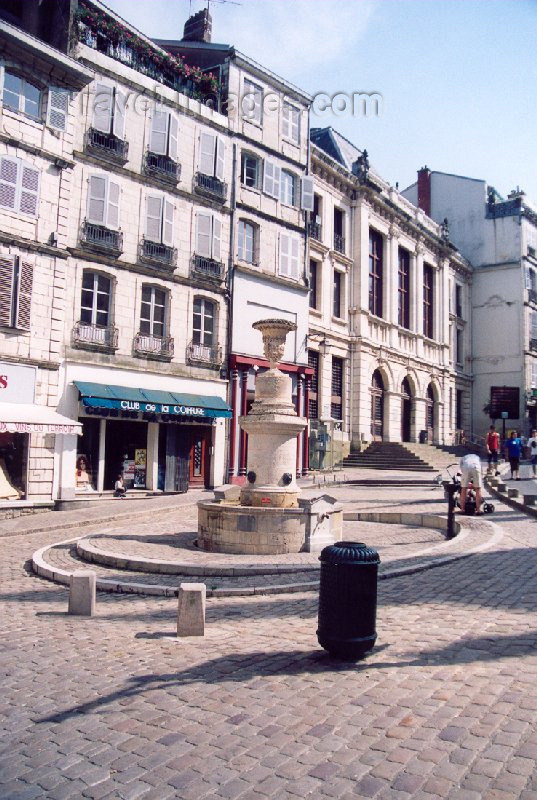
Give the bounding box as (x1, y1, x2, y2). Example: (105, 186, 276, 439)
(2, 480, 537, 799)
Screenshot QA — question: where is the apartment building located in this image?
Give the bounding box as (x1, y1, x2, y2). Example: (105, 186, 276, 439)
(403, 168, 537, 439)
(157, 15, 313, 481)
(308, 129, 472, 466)
(0, 10, 92, 501)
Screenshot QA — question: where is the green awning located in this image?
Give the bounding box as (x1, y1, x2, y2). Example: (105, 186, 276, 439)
(74, 381, 231, 419)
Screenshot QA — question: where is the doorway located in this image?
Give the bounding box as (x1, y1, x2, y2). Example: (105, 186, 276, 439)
(426, 384, 435, 443)
(371, 370, 384, 441)
(401, 378, 412, 442)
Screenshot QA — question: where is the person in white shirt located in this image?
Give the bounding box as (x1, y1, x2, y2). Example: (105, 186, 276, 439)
(527, 429, 537, 477)
(459, 453, 482, 514)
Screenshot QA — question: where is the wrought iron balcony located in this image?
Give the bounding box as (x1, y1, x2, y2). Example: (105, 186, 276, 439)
(529, 288, 537, 306)
(186, 341, 222, 368)
(143, 151, 180, 185)
(531, 338, 537, 353)
(194, 172, 227, 203)
(80, 221, 123, 255)
(85, 128, 129, 164)
(133, 332, 174, 360)
(72, 322, 118, 351)
(308, 222, 322, 241)
(333, 233, 345, 254)
(191, 254, 225, 282)
(139, 238, 177, 270)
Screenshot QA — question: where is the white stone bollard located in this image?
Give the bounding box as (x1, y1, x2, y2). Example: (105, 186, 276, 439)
(177, 582, 206, 637)
(68, 569, 96, 616)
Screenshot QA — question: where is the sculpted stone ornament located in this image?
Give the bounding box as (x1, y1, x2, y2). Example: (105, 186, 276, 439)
(253, 318, 296, 368)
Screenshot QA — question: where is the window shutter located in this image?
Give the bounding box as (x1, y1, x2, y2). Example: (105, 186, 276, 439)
(150, 107, 168, 155)
(146, 195, 163, 242)
(199, 131, 216, 176)
(263, 160, 275, 197)
(272, 165, 281, 199)
(87, 175, 107, 224)
(16, 260, 33, 331)
(282, 104, 290, 139)
(112, 88, 126, 139)
(162, 199, 174, 246)
(237, 220, 245, 261)
(279, 233, 290, 276)
(19, 164, 40, 216)
(212, 216, 221, 260)
(301, 176, 314, 211)
(215, 137, 225, 180)
(0, 255, 14, 327)
(93, 83, 113, 133)
(526, 267, 533, 290)
(0, 157, 18, 211)
(168, 114, 179, 160)
(289, 237, 300, 279)
(196, 212, 212, 257)
(47, 87, 69, 131)
(106, 179, 120, 229)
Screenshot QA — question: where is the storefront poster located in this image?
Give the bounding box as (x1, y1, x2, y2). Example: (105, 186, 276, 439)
(134, 449, 147, 488)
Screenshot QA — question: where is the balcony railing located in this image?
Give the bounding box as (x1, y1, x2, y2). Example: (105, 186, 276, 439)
(72, 322, 118, 351)
(80, 221, 123, 255)
(85, 128, 129, 164)
(308, 222, 322, 241)
(186, 341, 222, 368)
(139, 238, 177, 269)
(143, 151, 180, 184)
(529, 288, 537, 306)
(191, 253, 225, 282)
(530, 338, 537, 352)
(333, 233, 345, 254)
(133, 332, 174, 360)
(194, 172, 227, 203)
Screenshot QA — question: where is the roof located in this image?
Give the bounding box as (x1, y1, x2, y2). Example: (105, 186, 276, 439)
(310, 127, 365, 171)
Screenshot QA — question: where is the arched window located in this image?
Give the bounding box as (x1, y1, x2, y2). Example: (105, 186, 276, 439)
(80, 271, 112, 327)
(140, 285, 166, 337)
(237, 219, 257, 264)
(193, 297, 215, 347)
(371, 370, 384, 441)
(401, 377, 412, 442)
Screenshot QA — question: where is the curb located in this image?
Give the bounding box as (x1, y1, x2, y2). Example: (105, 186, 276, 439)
(485, 476, 537, 518)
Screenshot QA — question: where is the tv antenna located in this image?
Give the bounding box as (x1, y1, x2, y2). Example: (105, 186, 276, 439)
(189, 0, 242, 11)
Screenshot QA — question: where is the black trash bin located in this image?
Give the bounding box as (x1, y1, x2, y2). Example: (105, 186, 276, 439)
(317, 541, 380, 660)
(419, 429, 428, 444)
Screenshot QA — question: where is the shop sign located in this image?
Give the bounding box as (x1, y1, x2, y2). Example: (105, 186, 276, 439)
(0, 362, 36, 404)
(119, 400, 206, 416)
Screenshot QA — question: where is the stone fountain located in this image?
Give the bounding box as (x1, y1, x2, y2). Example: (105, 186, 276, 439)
(197, 319, 342, 554)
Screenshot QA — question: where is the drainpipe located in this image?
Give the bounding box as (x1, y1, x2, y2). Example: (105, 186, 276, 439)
(225, 141, 238, 479)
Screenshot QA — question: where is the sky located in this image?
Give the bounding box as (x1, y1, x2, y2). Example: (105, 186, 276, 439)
(103, 0, 537, 200)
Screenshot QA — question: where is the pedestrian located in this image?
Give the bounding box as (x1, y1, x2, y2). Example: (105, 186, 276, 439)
(527, 428, 537, 478)
(459, 452, 483, 514)
(485, 424, 500, 475)
(504, 430, 523, 480)
(114, 474, 127, 498)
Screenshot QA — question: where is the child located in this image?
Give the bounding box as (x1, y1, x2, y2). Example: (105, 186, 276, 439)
(114, 474, 127, 498)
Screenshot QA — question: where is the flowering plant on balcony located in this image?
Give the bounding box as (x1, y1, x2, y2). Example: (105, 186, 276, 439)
(74, 2, 219, 94)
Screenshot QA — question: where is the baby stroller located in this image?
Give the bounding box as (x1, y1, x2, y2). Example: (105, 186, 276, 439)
(439, 466, 495, 515)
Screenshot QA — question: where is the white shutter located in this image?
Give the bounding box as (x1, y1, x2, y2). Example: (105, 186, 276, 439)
(263, 160, 275, 197)
(87, 175, 107, 224)
(0, 157, 18, 211)
(196, 211, 212, 257)
(526, 267, 533, 290)
(93, 83, 113, 133)
(19, 164, 40, 216)
(301, 176, 314, 211)
(289, 237, 300, 279)
(16, 260, 33, 331)
(162, 199, 174, 246)
(112, 88, 126, 139)
(199, 131, 216, 176)
(150, 108, 168, 155)
(47, 87, 69, 131)
(215, 137, 225, 181)
(106, 179, 120, 229)
(272, 165, 281, 199)
(279, 233, 290, 276)
(0, 255, 15, 327)
(146, 195, 163, 242)
(282, 103, 290, 139)
(168, 114, 179, 160)
(212, 216, 221, 260)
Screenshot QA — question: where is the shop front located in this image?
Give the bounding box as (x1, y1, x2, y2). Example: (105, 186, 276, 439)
(0, 361, 81, 501)
(71, 381, 231, 495)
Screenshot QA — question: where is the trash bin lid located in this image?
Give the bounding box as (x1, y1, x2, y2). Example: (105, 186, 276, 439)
(319, 541, 380, 565)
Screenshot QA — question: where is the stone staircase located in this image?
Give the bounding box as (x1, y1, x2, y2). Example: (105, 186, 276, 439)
(339, 441, 483, 472)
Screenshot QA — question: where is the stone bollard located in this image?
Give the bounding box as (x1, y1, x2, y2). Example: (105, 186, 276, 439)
(507, 488, 519, 498)
(523, 495, 537, 506)
(68, 569, 96, 616)
(497, 483, 507, 493)
(177, 583, 206, 637)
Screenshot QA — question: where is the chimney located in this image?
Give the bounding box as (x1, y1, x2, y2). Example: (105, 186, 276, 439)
(417, 166, 431, 216)
(182, 9, 212, 43)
